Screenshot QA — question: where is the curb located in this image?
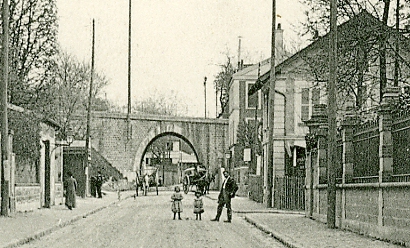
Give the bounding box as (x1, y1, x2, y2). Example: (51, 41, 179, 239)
(244, 215, 305, 248)
(3, 194, 133, 248)
(204, 194, 304, 215)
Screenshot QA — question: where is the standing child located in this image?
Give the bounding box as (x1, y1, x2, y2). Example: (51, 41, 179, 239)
(171, 186, 183, 220)
(193, 191, 204, 220)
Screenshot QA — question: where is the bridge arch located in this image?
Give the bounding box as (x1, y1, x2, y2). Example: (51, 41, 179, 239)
(87, 112, 227, 183)
(132, 121, 200, 173)
(135, 131, 200, 173)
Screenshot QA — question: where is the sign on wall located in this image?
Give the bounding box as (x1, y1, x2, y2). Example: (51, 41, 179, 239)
(243, 148, 251, 162)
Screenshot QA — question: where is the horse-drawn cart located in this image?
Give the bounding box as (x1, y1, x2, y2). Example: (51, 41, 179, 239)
(182, 166, 214, 195)
(135, 166, 159, 196)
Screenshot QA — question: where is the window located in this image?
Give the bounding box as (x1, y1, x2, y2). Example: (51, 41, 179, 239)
(301, 87, 320, 121)
(301, 88, 309, 121)
(247, 83, 259, 109)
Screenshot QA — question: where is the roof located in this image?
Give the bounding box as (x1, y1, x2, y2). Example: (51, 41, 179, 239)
(248, 11, 407, 96)
(7, 103, 61, 129)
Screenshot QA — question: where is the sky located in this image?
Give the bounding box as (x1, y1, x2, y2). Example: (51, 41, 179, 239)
(57, 0, 306, 118)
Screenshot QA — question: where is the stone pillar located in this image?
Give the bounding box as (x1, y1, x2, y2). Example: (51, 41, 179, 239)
(341, 110, 356, 184)
(377, 87, 399, 227)
(378, 87, 399, 182)
(305, 104, 328, 216)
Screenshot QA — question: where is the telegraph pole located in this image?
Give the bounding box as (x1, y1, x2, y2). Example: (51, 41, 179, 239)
(327, 0, 338, 228)
(127, 0, 132, 138)
(266, 0, 276, 208)
(85, 19, 95, 198)
(1, 0, 10, 216)
(204, 76, 207, 118)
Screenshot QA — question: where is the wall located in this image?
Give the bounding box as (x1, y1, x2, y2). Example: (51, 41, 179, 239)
(305, 96, 410, 246)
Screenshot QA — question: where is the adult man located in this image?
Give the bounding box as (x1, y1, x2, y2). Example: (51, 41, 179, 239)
(96, 171, 104, 198)
(211, 170, 238, 223)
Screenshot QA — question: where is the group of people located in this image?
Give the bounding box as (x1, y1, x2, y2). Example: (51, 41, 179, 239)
(171, 170, 238, 223)
(64, 171, 105, 211)
(91, 171, 104, 198)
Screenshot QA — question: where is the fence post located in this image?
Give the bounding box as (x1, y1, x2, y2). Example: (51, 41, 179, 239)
(377, 87, 399, 227)
(341, 109, 356, 184)
(340, 108, 356, 226)
(305, 104, 328, 217)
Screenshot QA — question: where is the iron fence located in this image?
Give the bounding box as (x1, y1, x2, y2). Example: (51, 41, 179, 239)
(273, 176, 305, 211)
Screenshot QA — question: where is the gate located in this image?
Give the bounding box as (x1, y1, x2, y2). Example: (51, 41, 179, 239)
(273, 176, 305, 211)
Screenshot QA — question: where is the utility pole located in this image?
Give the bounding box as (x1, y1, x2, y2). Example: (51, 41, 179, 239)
(204, 76, 207, 118)
(127, 0, 132, 139)
(253, 63, 261, 174)
(1, 0, 9, 216)
(394, 0, 399, 87)
(85, 19, 95, 198)
(327, 0, 338, 229)
(266, 0, 276, 208)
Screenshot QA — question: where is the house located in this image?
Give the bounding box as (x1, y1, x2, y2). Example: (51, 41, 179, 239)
(248, 11, 410, 208)
(227, 24, 290, 196)
(7, 104, 63, 211)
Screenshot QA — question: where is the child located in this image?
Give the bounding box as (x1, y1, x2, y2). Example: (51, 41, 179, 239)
(171, 186, 183, 220)
(193, 191, 204, 220)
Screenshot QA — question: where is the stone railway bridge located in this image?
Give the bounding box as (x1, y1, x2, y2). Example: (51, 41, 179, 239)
(82, 112, 228, 182)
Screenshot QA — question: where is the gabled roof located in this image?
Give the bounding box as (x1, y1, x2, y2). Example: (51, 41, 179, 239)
(248, 11, 407, 95)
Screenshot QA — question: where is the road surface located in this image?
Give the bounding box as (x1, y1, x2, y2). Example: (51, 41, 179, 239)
(21, 191, 285, 248)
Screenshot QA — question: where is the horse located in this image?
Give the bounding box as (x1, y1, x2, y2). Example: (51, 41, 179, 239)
(196, 172, 215, 195)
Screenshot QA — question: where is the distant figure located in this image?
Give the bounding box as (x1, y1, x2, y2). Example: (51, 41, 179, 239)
(158, 176, 163, 186)
(96, 171, 104, 198)
(90, 176, 97, 197)
(211, 170, 238, 223)
(193, 191, 204, 220)
(143, 173, 150, 195)
(171, 186, 183, 220)
(64, 172, 77, 210)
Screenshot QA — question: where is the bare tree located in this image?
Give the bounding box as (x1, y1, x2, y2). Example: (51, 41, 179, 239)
(133, 89, 188, 116)
(42, 52, 109, 139)
(213, 55, 235, 118)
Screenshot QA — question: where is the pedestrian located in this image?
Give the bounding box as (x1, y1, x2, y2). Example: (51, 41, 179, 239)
(64, 172, 77, 210)
(211, 170, 238, 223)
(90, 176, 97, 197)
(171, 185, 183, 220)
(193, 190, 204, 220)
(96, 171, 104, 198)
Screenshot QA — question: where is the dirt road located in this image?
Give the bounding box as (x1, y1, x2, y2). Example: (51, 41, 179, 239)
(20, 191, 285, 248)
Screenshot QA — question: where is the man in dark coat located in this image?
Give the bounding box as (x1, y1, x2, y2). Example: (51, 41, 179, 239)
(211, 170, 238, 223)
(96, 171, 104, 198)
(64, 172, 77, 210)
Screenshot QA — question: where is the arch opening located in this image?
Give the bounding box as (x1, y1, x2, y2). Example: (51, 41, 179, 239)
(138, 132, 200, 186)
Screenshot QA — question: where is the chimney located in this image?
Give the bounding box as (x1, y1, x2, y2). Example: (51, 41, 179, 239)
(275, 23, 284, 62)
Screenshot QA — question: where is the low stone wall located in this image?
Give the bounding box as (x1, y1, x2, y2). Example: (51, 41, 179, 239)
(310, 183, 410, 247)
(15, 184, 40, 203)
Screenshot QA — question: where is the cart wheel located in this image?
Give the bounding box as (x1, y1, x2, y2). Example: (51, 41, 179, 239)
(183, 176, 189, 194)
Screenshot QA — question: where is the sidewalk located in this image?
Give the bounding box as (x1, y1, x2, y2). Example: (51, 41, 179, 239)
(0, 190, 134, 248)
(205, 191, 403, 248)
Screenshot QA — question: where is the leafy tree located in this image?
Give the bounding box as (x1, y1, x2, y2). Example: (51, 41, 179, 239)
(213, 56, 235, 118)
(235, 119, 261, 172)
(6, 0, 59, 107)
